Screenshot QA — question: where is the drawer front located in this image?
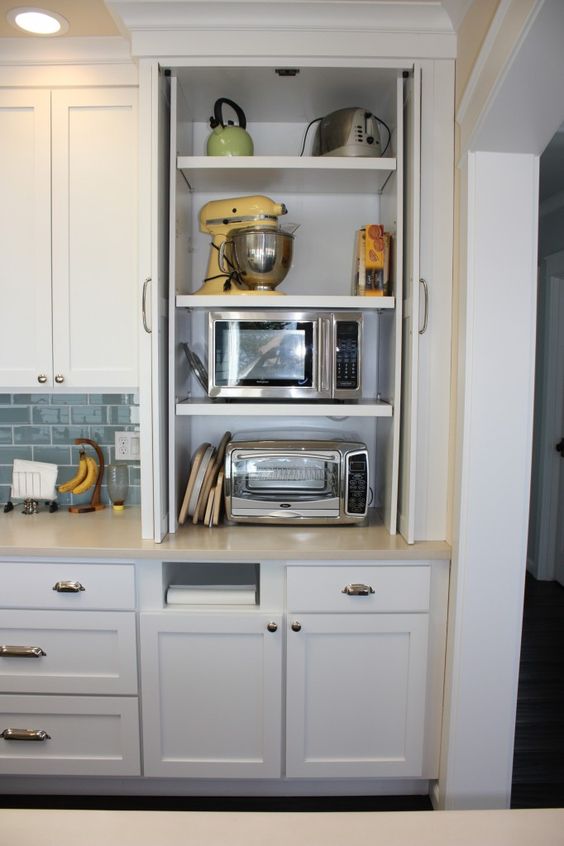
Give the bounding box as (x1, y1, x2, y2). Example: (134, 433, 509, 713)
(286, 564, 431, 612)
(0, 695, 140, 776)
(0, 561, 135, 610)
(0, 611, 137, 695)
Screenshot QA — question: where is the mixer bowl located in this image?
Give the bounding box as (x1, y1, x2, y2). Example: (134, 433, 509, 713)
(230, 227, 294, 291)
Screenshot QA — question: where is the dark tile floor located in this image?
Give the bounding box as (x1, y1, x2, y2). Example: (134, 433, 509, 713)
(0, 794, 433, 812)
(511, 573, 564, 808)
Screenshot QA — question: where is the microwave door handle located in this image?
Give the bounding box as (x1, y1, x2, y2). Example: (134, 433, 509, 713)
(318, 317, 331, 396)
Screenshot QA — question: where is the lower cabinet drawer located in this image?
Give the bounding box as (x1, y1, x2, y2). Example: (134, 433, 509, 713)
(0, 611, 138, 695)
(287, 563, 431, 613)
(0, 695, 140, 776)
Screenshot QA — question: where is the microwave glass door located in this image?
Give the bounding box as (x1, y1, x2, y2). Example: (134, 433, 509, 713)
(214, 320, 314, 388)
(232, 452, 339, 503)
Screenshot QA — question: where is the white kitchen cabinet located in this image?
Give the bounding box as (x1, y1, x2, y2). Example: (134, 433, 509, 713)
(0, 86, 138, 390)
(140, 609, 283, 778)
(285, 562, 446, 779)
(0, 558, 141, 777)
(286, 613, 428, 777)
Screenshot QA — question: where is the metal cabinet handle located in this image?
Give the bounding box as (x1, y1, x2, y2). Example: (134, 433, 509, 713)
(266, 622, 278, 633)
(291, 621, 302, 632)
(54, 374, 64, 384)
(0, 645, 46, 658)
(419, 277, 429, 335)
(1, 728, 51, 742)
(342, 583, 375, 596)
(37, 374, 48, 384)
(52, 580, 85, 593)
(142, 277, 152, 334)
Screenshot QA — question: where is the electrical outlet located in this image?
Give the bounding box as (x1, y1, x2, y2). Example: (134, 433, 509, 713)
(115, 431, 140, 460)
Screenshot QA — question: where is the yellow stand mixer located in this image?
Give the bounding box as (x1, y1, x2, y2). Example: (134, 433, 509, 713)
(196, 195, 293, 295)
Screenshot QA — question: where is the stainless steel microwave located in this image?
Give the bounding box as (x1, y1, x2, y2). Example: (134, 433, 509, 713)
(224, 432, 369, 524)
(208, 310, 362, 400)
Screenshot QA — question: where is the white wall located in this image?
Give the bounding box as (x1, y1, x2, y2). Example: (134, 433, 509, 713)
(439, 151, 538, 809)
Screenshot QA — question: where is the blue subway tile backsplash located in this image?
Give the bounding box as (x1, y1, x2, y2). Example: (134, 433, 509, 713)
(0, 394, 140, 508)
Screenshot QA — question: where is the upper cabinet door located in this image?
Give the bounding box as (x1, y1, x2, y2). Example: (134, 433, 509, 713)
(0, 90, 52, 388)
(399, 68, 422, 544)
(51, 88, 138, 389)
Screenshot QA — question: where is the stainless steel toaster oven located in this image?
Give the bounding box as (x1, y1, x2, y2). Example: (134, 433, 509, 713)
(224, 432, 369, 524)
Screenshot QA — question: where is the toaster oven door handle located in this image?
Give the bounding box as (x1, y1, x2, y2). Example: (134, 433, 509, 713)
(233, 451, 339, 462)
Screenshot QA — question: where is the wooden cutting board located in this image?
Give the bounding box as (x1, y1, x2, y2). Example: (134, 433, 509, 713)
(193, 431, 231, 525)
(178, 442, 211, 525)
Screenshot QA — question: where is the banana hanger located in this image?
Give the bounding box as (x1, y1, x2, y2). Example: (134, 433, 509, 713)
(68, 437, 105, 514)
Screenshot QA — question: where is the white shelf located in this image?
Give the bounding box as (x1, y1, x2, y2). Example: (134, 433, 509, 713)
(177, 156, 396, 194)
(176, 399, 393, 418)
(177, 295, 395, 310)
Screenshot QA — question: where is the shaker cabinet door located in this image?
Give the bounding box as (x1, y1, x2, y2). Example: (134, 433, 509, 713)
(140, 611, 283, 778)
(51, 88, 138, 389)
(0, 89, 52, 388)
(285, 612, 429, 777)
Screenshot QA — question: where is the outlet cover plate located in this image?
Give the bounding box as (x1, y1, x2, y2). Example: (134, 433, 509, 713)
(115, 431, 140, 460)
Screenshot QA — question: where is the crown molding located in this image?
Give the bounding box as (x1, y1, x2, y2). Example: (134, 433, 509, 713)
(0, 36, 133, 66)
(107, 0, 456, 34)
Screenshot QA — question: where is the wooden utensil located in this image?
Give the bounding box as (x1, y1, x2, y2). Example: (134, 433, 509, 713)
(178, 443, 211, 525)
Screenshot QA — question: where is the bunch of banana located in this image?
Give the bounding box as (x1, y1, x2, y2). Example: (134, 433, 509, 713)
(58, 451, 98, 495)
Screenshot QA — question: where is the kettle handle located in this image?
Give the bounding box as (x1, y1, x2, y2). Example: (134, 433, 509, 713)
(212, 98, 247, 130)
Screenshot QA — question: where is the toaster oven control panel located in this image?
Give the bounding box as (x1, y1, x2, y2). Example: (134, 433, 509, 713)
(345, 452, 368, 516)
(335, 320, 360, 391)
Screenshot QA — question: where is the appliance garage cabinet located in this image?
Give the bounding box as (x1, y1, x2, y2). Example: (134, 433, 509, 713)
(0, 559, 140, 776)
(0, 84, 138, 390)
(141, 58, 453, 545)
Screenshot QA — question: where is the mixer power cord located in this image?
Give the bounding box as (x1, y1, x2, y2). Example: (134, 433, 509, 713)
(205, 242, 244, 292)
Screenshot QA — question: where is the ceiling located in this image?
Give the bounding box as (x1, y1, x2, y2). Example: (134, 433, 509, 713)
(0, 0, 471, 39)
(0, 0, 120, 37)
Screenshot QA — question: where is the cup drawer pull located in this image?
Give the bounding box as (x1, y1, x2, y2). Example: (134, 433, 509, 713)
(1, 728, 51, 742)
(341, 583, 375, 596)
(52, 580, 85, 593)
(0, 645, 46, 658)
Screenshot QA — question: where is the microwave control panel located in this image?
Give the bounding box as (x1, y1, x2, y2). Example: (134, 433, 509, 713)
(345, 452, 368, 516)
(334, 320, 360, 391)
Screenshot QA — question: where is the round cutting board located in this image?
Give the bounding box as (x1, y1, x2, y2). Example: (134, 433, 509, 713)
(187, 444, 214, 518)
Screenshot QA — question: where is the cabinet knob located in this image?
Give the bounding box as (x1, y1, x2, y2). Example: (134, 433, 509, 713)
(342, 583, 375, 596)
(0, 645, 46, 658)
(291, 621, 302, 632)
(54, 374, 64, 384)
(37, 374, 48, 384)
(266, 622, 278, 633)
(1, 728, 51, 742)
(52, 580, 85, 593)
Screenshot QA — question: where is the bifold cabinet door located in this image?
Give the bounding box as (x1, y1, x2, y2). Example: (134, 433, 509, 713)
(0, 89, 52, 388)
(140, 611, 282, 778)
(286, 613, 429, 777)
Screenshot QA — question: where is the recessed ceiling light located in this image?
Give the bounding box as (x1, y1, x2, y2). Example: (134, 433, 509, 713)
(6, 6, 69, 36)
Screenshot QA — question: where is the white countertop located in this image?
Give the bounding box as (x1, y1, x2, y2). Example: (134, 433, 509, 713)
(1, 808, 563, 846)
(0, 507, 450, 561)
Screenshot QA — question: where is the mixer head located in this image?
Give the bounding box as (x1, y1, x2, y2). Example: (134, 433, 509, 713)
(199, 195, 287, 236)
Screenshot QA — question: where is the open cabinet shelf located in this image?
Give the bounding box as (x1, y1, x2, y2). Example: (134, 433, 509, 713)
(177, 155, 396, 194)
(177, 295, 395, 310)
(175, 399, 393, 417)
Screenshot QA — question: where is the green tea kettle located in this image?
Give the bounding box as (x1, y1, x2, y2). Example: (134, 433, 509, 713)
(207, 98, 254, 157)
